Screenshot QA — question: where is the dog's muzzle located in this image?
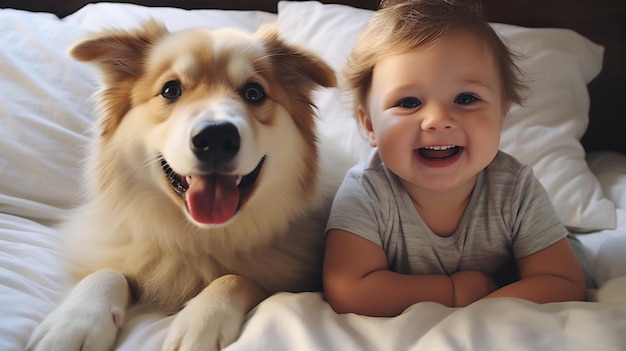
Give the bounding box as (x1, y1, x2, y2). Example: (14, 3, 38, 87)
(160, 121, 265, 226)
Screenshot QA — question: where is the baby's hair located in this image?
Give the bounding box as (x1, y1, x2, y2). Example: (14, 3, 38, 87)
(344, 0, 525, 117)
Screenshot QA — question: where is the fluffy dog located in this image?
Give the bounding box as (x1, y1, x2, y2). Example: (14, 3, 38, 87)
(27, 20, 350, 351)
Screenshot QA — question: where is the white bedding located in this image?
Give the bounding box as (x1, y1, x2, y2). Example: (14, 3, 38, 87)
(1, 2, 626, 350)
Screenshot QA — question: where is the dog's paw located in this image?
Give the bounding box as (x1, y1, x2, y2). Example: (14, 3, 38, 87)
(27, 269, 130, 351)
(27, 300, 125, 351)
(162, 274, 267, 351)
(163, 294, 246, 351)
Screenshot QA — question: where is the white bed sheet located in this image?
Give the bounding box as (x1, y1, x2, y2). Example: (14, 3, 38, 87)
(115, 290, 626, 351)
(1, 3, 626, 351)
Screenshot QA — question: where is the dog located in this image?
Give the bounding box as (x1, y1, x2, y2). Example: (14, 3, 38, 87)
(27, 20, 350, 351)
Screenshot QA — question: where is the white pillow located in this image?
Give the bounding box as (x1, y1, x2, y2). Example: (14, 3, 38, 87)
(587, 151, 626, 210)
(0, 10, 94, 222)
(63, 2, 277, 31)
(277, 1, 615, 232)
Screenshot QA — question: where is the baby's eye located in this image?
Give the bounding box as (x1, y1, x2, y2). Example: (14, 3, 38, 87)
(396, 97, 422, 109)
(454, 93, 479, 105)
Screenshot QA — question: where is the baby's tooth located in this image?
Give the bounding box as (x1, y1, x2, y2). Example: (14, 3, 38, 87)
(426, 145, 453, 150)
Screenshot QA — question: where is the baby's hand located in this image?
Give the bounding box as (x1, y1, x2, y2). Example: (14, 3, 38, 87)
(451, 270, 497, 307)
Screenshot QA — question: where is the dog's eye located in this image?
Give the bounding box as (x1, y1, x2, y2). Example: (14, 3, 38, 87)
(161, 80, 182, 100)
(240, 82, 266, 104)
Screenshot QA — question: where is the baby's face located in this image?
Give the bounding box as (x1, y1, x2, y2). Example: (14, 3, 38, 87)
(360, 27, 509, 194)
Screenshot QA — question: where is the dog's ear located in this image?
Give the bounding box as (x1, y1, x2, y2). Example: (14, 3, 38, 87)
(256, 25, 337, 91)
(69, 20, 168, 138)
(69, 19, 168, 84)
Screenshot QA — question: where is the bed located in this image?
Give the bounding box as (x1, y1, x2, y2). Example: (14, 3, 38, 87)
(1, 1, 625, 350)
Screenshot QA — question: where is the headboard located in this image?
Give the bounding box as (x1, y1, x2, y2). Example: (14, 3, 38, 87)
(2, 0, 625, 154)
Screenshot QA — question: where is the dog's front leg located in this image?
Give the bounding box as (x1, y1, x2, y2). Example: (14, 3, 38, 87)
(27, 268, 131, 351)
(163, 274, 267, 351)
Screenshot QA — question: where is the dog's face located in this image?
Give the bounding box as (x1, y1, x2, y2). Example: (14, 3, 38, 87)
(70, 21, 335, 227)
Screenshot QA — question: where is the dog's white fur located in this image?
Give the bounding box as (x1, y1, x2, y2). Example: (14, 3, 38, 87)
(27, 21, 350, 351)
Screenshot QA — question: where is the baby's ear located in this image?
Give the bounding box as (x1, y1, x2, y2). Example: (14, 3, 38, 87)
(358, 106, 377, 147)
(69, 19, 168, 84)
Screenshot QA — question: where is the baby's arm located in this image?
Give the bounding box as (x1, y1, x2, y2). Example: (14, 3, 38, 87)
(323, 229, 496, 316)
(485, 237, 586, 302)
(450, 270, 498, 307)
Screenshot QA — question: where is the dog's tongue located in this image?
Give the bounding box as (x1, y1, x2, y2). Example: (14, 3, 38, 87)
(186, 174, 239, 224)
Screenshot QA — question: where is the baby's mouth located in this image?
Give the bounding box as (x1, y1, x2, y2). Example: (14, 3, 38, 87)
(418, 146, 463, 160)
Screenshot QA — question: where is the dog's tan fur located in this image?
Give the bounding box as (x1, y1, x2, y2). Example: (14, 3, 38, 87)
(28, 21, 349, 351)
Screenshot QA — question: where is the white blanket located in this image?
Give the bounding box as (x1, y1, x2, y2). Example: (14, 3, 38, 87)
(1, 3, 626, 351)
(116, 291, 626, 351)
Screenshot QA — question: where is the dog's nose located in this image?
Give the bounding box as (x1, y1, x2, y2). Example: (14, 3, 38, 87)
(190, 121, 240, 167)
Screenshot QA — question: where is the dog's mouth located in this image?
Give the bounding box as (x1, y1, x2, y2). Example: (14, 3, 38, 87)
(160, 156, 265, 225)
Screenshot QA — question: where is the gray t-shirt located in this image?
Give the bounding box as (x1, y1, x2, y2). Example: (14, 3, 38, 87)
(326, 151, 567, 280)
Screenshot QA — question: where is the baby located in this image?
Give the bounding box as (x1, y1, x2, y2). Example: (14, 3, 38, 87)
(323, 0, 588, 317)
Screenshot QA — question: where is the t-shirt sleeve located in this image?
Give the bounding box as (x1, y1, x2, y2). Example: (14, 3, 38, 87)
(509, 166, 569, 259)
(325, 166, 388, 248)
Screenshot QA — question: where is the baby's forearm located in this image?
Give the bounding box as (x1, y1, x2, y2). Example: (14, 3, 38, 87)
(485, 274, 586, 303)
(485, 238, 587, 303)
(324, 270, 453, 317)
